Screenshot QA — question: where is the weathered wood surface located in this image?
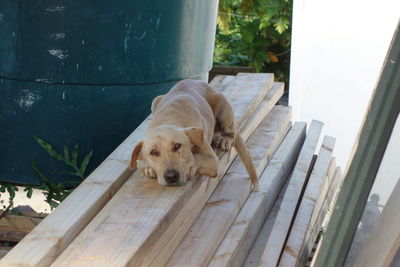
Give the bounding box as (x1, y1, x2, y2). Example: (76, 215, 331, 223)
(277, 136, 336, 267)
(298, 158, 337, 267)
(244, 176, 290, 267)
(208, 122, 306, 267)
(167, 106, 293, 267)
(209, 75, 235, 92)
(305, 166, 342, 267)
(256, 120, 323, 267)
(230, 73, 274, 130)
(0, 75, 236, 266)
(50, 74, 274, 267)
(0, 213, 42, 234)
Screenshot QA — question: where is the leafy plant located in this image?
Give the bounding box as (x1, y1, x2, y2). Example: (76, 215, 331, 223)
(214, 0, 292, 83)
(0, 138, 94, 212)
(35, 137, 92, 179)
(31, 137, 93, 209)
(30, 162, 74, 209)
(0, 183, 18, 210)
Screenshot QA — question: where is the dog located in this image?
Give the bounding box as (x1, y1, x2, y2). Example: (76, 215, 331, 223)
(129, 79, 259, 190)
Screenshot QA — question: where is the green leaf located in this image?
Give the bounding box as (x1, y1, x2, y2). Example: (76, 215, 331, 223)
(79, 150, 93, 177)
(35, 137, 64, 162)
(49, 200, 59, 209)
(25, 187, 33, 198)
(32, 162, 51, 184)
(274, 17, 289, 34)
(6, 184, 16, 200)
(71, 144, 79, 169)
(60, 171, 82, 177)
(64, 145, 70, 164)
(259, 12, 275, 30)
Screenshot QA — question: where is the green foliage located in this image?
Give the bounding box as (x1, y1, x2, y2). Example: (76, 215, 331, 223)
(0, 183, 18, 210)
(0, 138, 93, 211)
(214, 0, 292, 83)
(35, 137, 92, 179)
(32, 137, 93, 209)
(30, 162, 74, 209)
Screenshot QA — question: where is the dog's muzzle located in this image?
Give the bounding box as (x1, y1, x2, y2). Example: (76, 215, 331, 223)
(164, 169, 180, 185)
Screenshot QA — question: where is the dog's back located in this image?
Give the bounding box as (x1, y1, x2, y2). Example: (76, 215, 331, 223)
(150, 80, 216, 142)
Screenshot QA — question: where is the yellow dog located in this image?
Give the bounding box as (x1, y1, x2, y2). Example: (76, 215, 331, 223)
(130, 80, 259, 190)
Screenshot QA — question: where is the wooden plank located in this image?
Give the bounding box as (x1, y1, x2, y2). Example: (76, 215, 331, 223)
(51, 74, 275, 267)
(0, 75, 236, 267)
(53, 108, 278, 267)
(247, 120, 323, 267)
(209, 75, 235, 92)
(277, 136, 336, 267)
(166, 107, 293, 267)
(144, 87, 286, 267)
(0, 214, 42, 234)
(209, 66, 256, 82)
(208, 122, 306, 267)
(298, 158, 337, 266)
(354, 178, 400, 267)
(244, 172, 291, 267)
(308, 167, 342, 267)
(229, 73, 274, 130)
(0, 230, 26, 243)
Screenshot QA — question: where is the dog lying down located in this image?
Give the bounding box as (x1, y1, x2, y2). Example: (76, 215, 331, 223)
(129, 80, 259, 191)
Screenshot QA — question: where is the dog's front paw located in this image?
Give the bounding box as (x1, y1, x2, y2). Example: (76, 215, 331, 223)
(144, 166, 157, 179)
(187, 166, 197, 180)
(137, 160, 157, 179)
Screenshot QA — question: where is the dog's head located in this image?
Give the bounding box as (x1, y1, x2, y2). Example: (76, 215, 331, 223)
(129, 126, 203, 186)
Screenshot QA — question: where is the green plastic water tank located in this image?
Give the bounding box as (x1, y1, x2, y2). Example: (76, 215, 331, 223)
(0, 0, 219, 185)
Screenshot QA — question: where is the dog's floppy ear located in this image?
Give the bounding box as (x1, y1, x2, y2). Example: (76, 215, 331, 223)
(129, 141, 143, 169)
(184, 128, 204, 147)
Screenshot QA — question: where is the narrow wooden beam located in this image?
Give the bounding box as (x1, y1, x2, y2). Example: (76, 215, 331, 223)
(0, 213, 42, 234)
(307, 167, 343, 267)
(209, 75, 235, 92)
(244, 180, 288, 267)
(277, 136, 336, 267)
(208, 122, 306, 267)
(298, 158, 337, 266)
(0, 75, 236, 267)
(248, 120, 323, 267)
(50, 74, 274, 267)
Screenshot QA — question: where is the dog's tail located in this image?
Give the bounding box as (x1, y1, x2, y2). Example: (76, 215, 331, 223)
(234, 135, 259, 191)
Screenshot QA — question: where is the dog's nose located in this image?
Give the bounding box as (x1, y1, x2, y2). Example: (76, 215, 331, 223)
(164, 169, 180, 184)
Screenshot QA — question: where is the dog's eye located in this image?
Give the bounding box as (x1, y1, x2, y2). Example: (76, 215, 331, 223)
(172, 143, 181, 152)
(150, 149, 160, 156)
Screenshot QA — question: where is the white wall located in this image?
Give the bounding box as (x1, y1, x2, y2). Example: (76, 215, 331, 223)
(289, 0, 400, 169)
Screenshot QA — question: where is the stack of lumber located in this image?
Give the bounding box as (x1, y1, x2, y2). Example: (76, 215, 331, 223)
(0, 206, 45, 259)
(0, 73, 343, 267)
